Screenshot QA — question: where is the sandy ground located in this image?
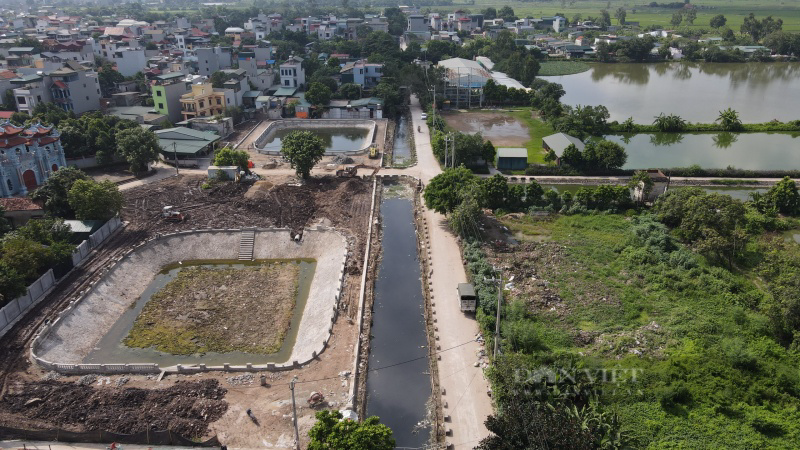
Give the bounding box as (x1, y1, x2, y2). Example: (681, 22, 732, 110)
(442, 111, 531, 148)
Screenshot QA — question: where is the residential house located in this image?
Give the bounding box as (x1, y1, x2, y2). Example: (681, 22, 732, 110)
(196, 46, 232, 77)
(0, 197, 44, 226)
(407, 15, 427, 33)
(151, 71, 190, 123)
(11, 74, 49, 115)
(437, 57, 491, 108)
(541, 132, 584, 165)
(47, 61, 102, 114)
(112, 47, 147, 77)
(179, 82, 234, 121)
(0, 122, 67, 196)
(279, 56, 305, 89)
(238, 51, 274, 92)
(339, 60, 383, 88)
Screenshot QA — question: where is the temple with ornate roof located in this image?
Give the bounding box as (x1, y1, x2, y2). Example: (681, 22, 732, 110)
(0, 122, 66, 197)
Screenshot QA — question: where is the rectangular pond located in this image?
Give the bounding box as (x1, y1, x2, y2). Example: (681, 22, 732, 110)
(260, 128, 370, 153)
(605, 132, 800, 170)
(83, 259, 315, 366)
(541, 62, 800, 122)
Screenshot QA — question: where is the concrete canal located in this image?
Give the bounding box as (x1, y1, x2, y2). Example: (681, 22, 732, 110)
(366, 183, 432, 447)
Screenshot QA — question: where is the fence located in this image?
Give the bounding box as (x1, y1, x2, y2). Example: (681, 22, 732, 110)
(71, 217, 122, 267)
(0, 425, 221, 447)
(0, 269, 55, 338)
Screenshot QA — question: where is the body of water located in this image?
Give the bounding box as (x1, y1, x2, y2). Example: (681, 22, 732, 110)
(366, 188, 431, 448)
(541, 62, 800, 122)
(393, 114, 413, 164)
(262, 128, 370, 153)
(604, 133, 800, 170)
(84, 260, 315, 365)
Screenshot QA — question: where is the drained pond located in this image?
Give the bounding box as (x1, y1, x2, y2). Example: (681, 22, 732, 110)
(261, 127, 370, 153)
(366, 184, 431, 447)
(84, 259, 315, 365)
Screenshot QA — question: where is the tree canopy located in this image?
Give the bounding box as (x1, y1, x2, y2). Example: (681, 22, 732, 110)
(280, 130, 326, 179)
(31, 167, 89, 218)
(67, 179, 123, 221)
(116, 127, 162, 173)
(308, 410, 394, 450)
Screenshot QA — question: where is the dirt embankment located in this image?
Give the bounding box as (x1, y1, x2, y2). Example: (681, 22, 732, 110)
(2, 379, 227, 438)
(125, 263, 300, 355)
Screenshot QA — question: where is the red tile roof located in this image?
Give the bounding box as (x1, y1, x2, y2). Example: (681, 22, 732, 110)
(0, 112, 14, 119)
(0, 197, 43, 212)
(0, 71, 16, 80)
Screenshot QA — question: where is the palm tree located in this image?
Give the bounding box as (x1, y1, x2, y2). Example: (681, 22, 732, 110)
(653, 113, 687, 132)
(716, 108, 743, 131)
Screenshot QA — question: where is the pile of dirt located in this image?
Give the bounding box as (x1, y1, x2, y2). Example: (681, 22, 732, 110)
(2, 379, 227, 438)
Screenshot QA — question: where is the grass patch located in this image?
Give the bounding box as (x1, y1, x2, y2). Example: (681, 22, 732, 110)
(125, 262, 301, 355)
(508, 109, 555, 164)
(538, 60, 592, 76)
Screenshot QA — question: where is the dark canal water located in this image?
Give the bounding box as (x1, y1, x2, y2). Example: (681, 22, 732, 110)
(262, 128, 370, 153)
(393, 114, 413, 165)
(366, 192, 431, 447)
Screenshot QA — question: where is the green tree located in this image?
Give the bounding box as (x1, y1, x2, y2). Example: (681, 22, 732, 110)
(67, 179, 123, 221)
(224, 106, 243, 124)
(0, 262, 27, 306)
(482, 140, 496, 164)
(212, 147, 250, 170)
(97, 62, 124, 97)
(498, 6, 517, 22)
(31, 166, 89, 218)
(338, 83, 362, 100)
(480, 174, 510, 210)
(671, 12, 683, 27)
(482, 7, 497, 20)
(653, 113, 686, 132)
(560, 144, 584, 169)
(305, 82, 332, 106)
(583, 139, 627, 170)
(685, 9, 697, 25)
(116, 127, 162, 173)
(615, 7, 627, 25)
(280, 130, 326, 179)
(599, 9, 612, 28)
(710, 14, 727, 29)
(308, 410, 394, 450)
(449, 183, 484, 238)
(210, 70, 232, 88)
(716, 108, 742, 131)
(423, 166, 476, 214)
(766, 177, 800, 215)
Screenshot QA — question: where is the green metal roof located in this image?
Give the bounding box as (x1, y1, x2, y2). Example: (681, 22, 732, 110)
(155, 72, 185, 80)
(63, 220, 103, 233)
(158, 139, 213, 155)
(155, 127, 220, 141)
(349, 97, 383, 107)
(273, 86, 297, 97)
(243, 90, 262, 98)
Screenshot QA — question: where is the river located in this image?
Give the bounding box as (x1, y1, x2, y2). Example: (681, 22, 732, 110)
(366, 185, 431, 447)
(541, 62, 800, 122)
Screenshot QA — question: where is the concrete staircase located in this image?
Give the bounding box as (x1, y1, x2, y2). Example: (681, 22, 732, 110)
(238, 230, 255, 261)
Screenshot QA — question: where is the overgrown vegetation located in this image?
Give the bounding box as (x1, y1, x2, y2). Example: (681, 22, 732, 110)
(469, 179, 800, 448)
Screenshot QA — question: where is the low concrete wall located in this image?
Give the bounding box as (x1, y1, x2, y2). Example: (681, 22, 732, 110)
(0, 269, 55, 339)
(254, 119, 377, 156)
(31, 228, 348, 375)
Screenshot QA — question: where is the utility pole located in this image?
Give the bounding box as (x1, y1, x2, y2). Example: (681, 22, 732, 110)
(494, 271, 502, 357)
(450, 132, 456, 168)
(172, 141, 179, 175)
(290, 376, 300, 450)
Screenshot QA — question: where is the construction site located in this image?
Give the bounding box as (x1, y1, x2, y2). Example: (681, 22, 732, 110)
(0, 173, 380, 448)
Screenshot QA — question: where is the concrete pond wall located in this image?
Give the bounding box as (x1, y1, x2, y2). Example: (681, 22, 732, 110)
(31, 228, 348, 375)
(253, 119, 377, 155)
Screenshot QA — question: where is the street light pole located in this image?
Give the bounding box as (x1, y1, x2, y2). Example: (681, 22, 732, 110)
(173, 141, 179, 175)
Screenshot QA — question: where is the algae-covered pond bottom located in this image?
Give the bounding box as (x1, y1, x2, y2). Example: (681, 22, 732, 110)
(83, 259, 315, 365)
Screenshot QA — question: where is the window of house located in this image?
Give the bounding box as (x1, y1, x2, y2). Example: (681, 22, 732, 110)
(199, 101, 204, 108)
(6, 180, 11, 192)
(284, 79, 289, 86)
(217, 98, 221, 105)
(37, 95, 41, 102)
(83, 83, 86, 88)
(227, 98, 230, 104)
(86, 96, 89, 100)
(156, 91, 162, 96)
(17, 97, 25, 104)
(158, 103, 164, 109)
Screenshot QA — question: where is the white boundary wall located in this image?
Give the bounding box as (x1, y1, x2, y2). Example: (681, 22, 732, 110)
(31, 227, 348, 375)
(254, 119, 377, 155)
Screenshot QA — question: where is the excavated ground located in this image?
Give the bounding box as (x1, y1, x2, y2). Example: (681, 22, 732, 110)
(0, 174, 374, 447)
